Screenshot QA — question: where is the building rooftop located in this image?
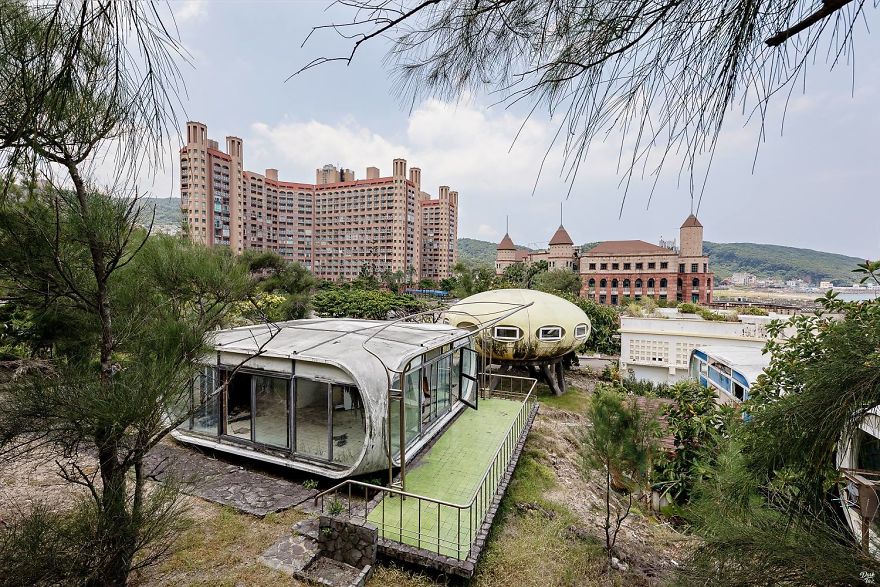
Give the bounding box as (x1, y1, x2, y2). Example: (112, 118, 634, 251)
(213, 319, 467, 374)
(681, 214, 703, 228)
(694, 345, 771, 384)
(497, 233, 516, 251)
(548, 225, 574, 246)
(585, 239, 677, 257)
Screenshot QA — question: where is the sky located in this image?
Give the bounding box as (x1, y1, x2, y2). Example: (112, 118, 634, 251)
(145, 0, 879, 258)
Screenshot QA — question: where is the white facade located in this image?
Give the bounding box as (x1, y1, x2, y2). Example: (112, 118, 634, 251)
(619, 315, 782, 385)
(730, 272, 757, 286)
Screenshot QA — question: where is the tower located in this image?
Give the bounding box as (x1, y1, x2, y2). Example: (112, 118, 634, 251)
(679, 214, 703, 257)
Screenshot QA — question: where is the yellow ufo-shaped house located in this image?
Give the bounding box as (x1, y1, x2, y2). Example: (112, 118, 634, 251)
(445, 289, 591, 362)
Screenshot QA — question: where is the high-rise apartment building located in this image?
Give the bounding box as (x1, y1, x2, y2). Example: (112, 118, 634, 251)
(180, 122, 458, 282)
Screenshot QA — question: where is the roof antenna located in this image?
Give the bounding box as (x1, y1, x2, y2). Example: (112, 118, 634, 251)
(690, 193, 694, 216)
(560, 201, 563, 226)
(506, 214, 509, 234)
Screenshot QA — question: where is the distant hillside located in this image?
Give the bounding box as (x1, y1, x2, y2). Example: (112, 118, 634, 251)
(141, 200, 863, 284)
(457, 237, 863, 284)
(143, 197, 181, 226)
(703, 241, 863, 284)
(458, 238, 533, 265)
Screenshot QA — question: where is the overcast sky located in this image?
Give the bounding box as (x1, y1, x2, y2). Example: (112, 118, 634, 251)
(149, 0, 879, 258)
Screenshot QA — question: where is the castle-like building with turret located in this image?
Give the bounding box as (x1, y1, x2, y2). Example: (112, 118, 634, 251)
(496, 214, 713, 305)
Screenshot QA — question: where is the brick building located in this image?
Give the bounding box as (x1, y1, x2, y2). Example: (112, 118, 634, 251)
(580, 214, 713, 304)
(180, 121, 458, 282)
(495, 224, 577, 274)
(494, 213, 713, 305)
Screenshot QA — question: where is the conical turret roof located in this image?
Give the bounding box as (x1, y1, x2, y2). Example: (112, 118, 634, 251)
(497, 233, 516, 250)
(681, 214, 703, 228)
(548, 225, 574, 246)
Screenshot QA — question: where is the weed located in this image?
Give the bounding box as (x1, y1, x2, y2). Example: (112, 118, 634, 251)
(327, 498, 344, 516)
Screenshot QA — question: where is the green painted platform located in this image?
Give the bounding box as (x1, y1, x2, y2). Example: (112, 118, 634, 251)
(367, 398, 522, 559)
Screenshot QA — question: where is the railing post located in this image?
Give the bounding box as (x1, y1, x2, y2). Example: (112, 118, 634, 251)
(417, 499, 421, 549)
(457, 507, 461, 559)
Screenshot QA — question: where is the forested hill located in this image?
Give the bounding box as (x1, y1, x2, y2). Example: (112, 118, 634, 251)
(458, 236, 863, 284)
(457, 238, 533, 264)
(702, 242, 863, 284)
(147, 201, 863, 284)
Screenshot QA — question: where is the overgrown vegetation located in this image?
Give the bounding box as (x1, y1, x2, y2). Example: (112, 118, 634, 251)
(581, 385, 658, 567)
(562, 294, 621, 355)
(676, 261, 880, 584)
(312, 286, 424, 320)
(651, 381, 732, 505)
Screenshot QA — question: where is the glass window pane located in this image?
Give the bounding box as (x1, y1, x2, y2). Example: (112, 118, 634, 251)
(226, 373, 252, 441)
(295, 378, 329, 460)
(331, 385, 365, 466)
(254, 375, 289, 448)
(451, 351, 462, 402)
(404, 369, 421, 445)
(190, 366, 219, 435)
(389, 397, 401, 457)
(461, 348, 477, 402)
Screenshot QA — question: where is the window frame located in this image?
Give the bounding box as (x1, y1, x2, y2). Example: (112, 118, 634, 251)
(536, 326, 564, 341)
(574, 323, 589, 340)
(493, 325, 523, 341)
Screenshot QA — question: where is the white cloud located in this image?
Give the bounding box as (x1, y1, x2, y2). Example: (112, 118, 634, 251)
(477, 224, 499, 239)
(174, 0, 207, 23)
(247, 99, 624, 201)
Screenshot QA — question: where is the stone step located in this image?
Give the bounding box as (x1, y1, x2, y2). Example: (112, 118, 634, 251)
(302, 556, 370, 587)
(257, 533, 320, 576)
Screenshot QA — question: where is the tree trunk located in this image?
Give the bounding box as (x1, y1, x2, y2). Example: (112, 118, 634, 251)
(93, 441, 134, 587)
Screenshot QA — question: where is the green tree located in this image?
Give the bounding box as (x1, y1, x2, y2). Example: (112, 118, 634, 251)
(0, 3, 252, 584)
(451, 261, 495, 298)
(381, 269, 405, 293)
(532, 268, 581, 296)
(0, 221, 252, 585)
(561, 293, 621, 355)
(651, 380, 731, 504)
(239, 250, 316, 320)
(581, 384, 658, 567)
(678, 261, 880, 584)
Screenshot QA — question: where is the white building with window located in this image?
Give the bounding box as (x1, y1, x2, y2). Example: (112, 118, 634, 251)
(619, 313, 785, 384)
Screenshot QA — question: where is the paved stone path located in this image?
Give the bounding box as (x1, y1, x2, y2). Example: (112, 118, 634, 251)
(258, 534, 320, 575)
(144, 442, 319, 517)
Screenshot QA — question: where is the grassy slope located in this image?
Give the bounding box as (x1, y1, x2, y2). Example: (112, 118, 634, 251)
(145, 198, 862, 284)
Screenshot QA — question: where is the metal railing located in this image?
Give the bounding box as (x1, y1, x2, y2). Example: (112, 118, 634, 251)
(313, 373, 537, 560)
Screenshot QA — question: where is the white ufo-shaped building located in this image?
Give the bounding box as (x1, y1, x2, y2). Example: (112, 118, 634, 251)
(444, 289, 591, 393)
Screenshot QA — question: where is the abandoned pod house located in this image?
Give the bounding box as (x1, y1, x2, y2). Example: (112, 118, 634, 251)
(172, 318, 481, 478)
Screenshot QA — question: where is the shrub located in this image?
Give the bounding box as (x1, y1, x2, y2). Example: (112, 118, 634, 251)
(651, 380, 733, 504)
(738, 306, 769, 316)
(678, 302, 700, 314)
